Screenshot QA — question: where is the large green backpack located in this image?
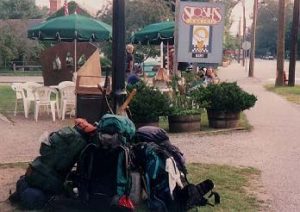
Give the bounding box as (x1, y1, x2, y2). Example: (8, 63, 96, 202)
(25, 127, 87, 194)
(72, 114, 136, 208)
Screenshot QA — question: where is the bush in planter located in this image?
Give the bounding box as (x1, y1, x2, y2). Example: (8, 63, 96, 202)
(168, 94, 204, 132)
(166, 75, 206, 132)
(191, 82, 257, 128)
(128, 82, 170, 126)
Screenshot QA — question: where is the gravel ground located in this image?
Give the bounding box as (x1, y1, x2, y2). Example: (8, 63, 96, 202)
(1, 60, 300, 211)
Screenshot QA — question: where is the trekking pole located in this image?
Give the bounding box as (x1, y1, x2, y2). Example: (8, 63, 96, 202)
(117, 89, 137, 117)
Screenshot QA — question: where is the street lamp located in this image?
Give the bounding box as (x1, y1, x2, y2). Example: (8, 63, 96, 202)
(112, 0, 126, 113)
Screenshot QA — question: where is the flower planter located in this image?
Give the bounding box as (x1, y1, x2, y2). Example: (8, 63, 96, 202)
(168, 114, 201, 133)
(207, 110, 240, 129)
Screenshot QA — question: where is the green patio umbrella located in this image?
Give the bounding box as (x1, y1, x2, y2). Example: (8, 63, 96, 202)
(131, 21, 174, 45)
(28, 13, 112, 72)
(131, 21, 175, 72)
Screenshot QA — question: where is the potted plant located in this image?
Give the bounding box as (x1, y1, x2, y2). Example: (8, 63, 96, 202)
(192, 82, 257, 128)
(168, 94, 203, 133)
(128, 82, 170, 128)
(166, 75, 204, 133)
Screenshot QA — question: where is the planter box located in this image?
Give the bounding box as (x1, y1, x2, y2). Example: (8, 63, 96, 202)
(207, 111, 240, 128)
(168, 114, 201, 133)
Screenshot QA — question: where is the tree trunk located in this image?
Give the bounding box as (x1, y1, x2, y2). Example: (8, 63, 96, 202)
(276, 0, 286, 87)
(248, 0, 258, 77)
(288, 0, 300, 87)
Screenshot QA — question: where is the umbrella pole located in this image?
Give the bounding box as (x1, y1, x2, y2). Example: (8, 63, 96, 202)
(167, 42, 169, 76)
(160, 42, 163, 68)
(74, 39, 77, 73)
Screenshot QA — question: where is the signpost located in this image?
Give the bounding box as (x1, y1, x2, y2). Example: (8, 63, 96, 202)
(242, 41, 251, 72)
(177, 2, 225, 64)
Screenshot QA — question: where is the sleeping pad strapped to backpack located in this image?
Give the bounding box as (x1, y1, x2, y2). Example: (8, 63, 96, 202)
(69, 114, 136, 210)
(132, 126, 220, 212)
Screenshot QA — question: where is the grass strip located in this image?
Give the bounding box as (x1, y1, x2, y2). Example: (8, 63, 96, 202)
(265, 84, 300, 104)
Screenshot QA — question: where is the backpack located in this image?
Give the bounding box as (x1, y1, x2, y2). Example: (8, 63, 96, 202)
(25, 127, 88, 194)
(176, 179, 220, 211)
(133, 127, 220, 212)
(135, 126, 187, 175)
(132, 142, 181, 212)
(69, 114, 136, 210)
(96, 114, 136, 143)
(9, 175, 50, 210)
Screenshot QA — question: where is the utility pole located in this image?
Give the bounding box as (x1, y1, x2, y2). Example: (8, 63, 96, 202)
(248, 0, 258, 77)
(275, 0, 286, 87)
(288, 0, 300, 87)
(242, 0, 246, 66)
(173, 0, 180, 76)
(237, 17, 241, 64)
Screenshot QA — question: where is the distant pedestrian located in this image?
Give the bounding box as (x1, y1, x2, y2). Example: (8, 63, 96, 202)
(125, 44, 134, 78)
(204, 66, 220, 86)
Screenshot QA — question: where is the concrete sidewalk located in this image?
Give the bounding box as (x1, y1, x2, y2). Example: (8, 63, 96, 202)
(173, 61, 300, 212)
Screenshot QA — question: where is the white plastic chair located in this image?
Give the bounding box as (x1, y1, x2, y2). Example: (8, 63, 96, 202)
(33, 86, 58, 122)
(59, 85, 76, 120)
(11, 83, 26, 116)
(21, 82, 42, 118)
(58, 81, 75, 89)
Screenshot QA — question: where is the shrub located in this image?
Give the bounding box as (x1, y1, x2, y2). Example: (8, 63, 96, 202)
(192, 82, 257, 113)
(128, 82, 170, 123)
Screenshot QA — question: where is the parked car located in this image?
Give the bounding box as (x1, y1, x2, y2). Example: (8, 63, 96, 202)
(261, 55, 275, 60)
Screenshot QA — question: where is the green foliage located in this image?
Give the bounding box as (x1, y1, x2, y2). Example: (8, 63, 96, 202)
(192, 82, 257, 113)
(256, 0, 293, 57)
(0, 23, 44, 67)
(168, 75, 204, 116)
(128, 82, 171, 123)
(265, 84, 300, 105)
(97, 0, 173, 39)
(100, 55, 112, 75)
(0, 85, 15, 114)
(0, 0, 47, 19)
(169, 95, 203, 116)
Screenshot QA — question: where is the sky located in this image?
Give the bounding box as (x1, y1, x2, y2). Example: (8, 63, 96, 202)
(231, 1, 254, 35)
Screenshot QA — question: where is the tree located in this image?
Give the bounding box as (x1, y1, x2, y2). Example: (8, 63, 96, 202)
(256, 0, 293, 57)
(287, 0, 300, 86)
(97, 0, 173, 60)
(276, 0, 286, 87)
(0, 21, 44, 67)
(0, 26, 18, 66)
(0, 0, 47, 19)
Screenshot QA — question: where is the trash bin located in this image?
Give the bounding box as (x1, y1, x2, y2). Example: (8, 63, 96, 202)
(76, 75, 111, 124)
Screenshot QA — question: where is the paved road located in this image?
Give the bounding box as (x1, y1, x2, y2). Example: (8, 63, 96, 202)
(172, 59, 300, 212)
